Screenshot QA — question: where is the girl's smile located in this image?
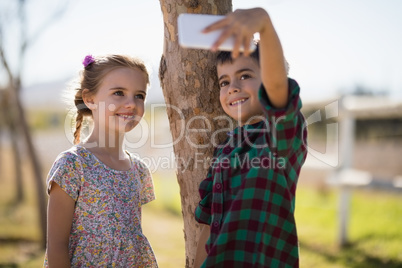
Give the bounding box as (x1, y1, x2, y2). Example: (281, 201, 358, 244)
(116, 113, 135, 121)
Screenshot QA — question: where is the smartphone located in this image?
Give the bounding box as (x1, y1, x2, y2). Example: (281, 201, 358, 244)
(177, 13, 256, 52)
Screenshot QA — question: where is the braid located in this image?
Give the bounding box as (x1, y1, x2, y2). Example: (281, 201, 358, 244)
(74, 111, 84, 145)
(73, 90, 91, 145)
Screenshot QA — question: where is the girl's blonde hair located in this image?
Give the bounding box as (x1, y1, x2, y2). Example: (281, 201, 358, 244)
(73, 54, 149, 145)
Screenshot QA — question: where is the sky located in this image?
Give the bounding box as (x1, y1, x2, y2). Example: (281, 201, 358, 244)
(2, 0, 402, 102)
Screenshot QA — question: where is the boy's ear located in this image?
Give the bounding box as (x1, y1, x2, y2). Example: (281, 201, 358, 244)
(82, 89, 97, 110)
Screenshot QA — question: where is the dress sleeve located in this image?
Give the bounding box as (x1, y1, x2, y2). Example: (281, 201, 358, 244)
(47, 151, 83, 201)
(137, 160, 156, 206)
(259, 78, 307, 159)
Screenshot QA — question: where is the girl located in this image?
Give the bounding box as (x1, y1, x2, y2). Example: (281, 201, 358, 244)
(45, 54, 158, 267)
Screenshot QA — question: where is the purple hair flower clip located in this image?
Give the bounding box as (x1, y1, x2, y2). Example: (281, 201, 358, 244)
(82, 55, 95, 68)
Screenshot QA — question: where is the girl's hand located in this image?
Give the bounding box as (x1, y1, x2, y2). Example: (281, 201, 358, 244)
(202, 8, 271, 58)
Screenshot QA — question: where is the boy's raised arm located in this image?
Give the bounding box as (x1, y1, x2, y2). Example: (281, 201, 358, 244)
(257, 9, 289, 108)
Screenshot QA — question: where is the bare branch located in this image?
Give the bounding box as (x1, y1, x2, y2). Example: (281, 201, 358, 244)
(17, 0, 27, 80)
(0, 44, 15, 86)
(25, 0, 71, 48)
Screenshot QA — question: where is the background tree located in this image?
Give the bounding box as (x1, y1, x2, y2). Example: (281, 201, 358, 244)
(159, 0, 232, 266)
(0, 0, 69, 248)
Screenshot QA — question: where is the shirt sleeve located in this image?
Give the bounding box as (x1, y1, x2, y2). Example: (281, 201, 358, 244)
(47, 151, 83, 201)
(259, 78, 307, 159)
(195, 146, 222, 225)
(194, 163, 214, 225)
(137, 160, 156, 206)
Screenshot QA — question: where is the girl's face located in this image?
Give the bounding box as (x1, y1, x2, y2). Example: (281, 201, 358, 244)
(85, 67, 148, 134)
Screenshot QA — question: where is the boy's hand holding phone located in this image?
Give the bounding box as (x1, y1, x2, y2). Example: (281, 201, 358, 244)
(203, 8, 271, 57)
(178, 13, 257, 54)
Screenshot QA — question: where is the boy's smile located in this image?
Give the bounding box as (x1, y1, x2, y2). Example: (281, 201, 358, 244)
(229, 97, 248, 106)
(217, 56, 264, 126)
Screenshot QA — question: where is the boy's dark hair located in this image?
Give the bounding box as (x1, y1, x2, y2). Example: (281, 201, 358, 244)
(216, 41, 290, 74)
(216, 42, 260, 65)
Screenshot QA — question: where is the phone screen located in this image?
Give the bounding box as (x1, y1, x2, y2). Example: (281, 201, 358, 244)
(178, 13, 256, 52)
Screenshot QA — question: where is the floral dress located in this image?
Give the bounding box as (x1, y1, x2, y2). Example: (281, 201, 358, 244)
(44, 145, 157, 267)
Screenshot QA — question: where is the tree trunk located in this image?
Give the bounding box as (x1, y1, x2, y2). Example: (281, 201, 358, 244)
(9, 114, 24, 203)
(159, 1, 232, 267)
(11, 85, 47, 248)
(0, 91, 4, 180)
(1, 92, 24, 202)
(19, 97, 47, 248)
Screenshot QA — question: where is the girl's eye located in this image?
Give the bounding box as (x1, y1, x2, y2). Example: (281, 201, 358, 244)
(219, 81, 229, 88)
(113, 91, 124, 96)
(135, 94, 145, 100)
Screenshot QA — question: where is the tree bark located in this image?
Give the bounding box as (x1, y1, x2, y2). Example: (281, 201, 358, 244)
(0, 91, 3, 181)
(17, 95, 47, 248)
(7, 104, 24, 202)
(158, 1, 232, 267)
(0, 89, 24, 201)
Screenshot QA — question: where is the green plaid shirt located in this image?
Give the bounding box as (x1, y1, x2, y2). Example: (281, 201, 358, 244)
(195, 78, 307, 267)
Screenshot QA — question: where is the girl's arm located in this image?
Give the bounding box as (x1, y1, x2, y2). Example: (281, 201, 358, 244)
(47, 183, 75, 268)
(194, 224, 210, 268)
(204, 8, 289, 108)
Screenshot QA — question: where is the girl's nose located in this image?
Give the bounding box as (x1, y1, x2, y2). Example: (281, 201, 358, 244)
(124, 98, 136, 109)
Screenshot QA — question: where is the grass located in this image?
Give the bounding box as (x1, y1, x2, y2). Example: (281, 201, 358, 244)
(296, 187, 402, 268)
(142, 206, 185, 267)
(0, 149, 45, 267)
(1, 145, 402, 267)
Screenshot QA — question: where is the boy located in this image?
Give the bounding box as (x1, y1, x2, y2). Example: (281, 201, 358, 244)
(194, 8, 308, 267)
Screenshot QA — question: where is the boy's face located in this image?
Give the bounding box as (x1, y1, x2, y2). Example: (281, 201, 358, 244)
(217, 56, 263, 126)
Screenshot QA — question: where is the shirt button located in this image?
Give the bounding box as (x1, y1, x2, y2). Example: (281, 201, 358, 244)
(223, 147, 231, 154)
(214, 183, 222, 193)
(213, 221, 220, 228)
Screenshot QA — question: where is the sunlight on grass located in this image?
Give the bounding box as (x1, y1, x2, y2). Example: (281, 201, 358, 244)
(142, 170, 186, 267)
(296, 186, 338, 245)
(146, 170, 182, 216)
(296, 186, 402, 268)
(142, 206, 185, 268)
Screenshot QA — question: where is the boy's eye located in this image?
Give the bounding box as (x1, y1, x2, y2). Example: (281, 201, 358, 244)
(219, 81, 229, 88)
(113, 91, 124, 96)
(135, 94, 145, 100)
(240, 74, 251, 80)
